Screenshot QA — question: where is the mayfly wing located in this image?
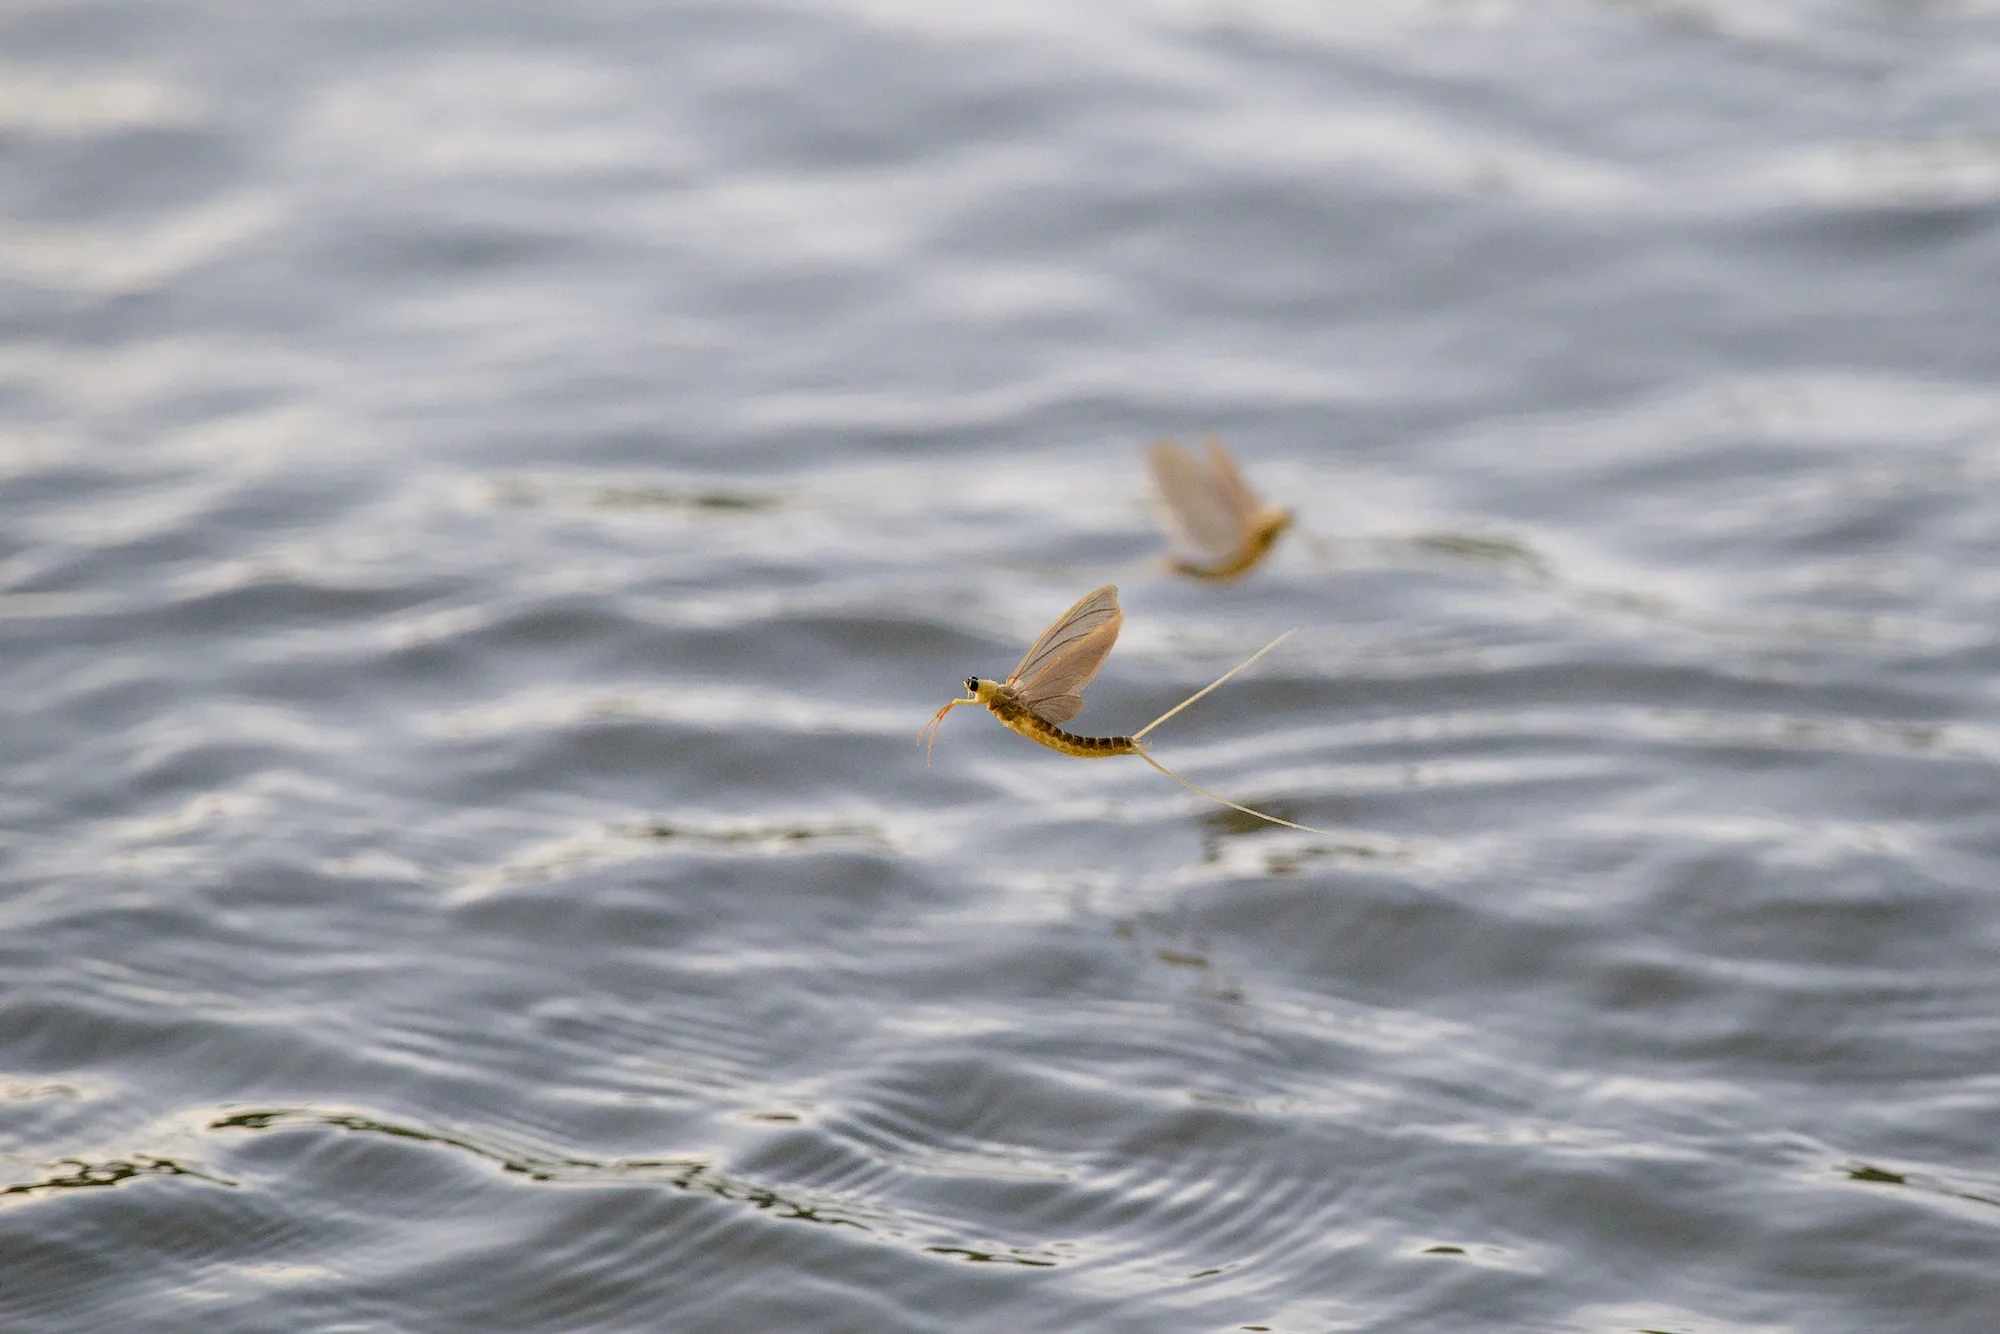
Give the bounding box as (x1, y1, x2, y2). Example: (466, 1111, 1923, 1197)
(1017, 613, 1121, 721)
(1149, 440, 1249, 560)
(1009, 585, 1120, 685)
(1008, 585, 1123, 722)
(1026, 692, 1084, 725)
(1020, 620, 1122, 721)
(1202, 437, 1265, 525)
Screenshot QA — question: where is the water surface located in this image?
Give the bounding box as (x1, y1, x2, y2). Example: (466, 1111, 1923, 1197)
(5, 1, 2000, 1330)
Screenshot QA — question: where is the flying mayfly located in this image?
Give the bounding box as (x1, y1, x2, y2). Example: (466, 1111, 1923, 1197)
(1148, 437, 1297, 582)
(922, 585, 1327, 834)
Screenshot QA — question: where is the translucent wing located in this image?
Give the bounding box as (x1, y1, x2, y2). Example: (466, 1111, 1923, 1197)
(1009, 585, 1121, 686)
(1202, 437, 1265, 529)
(1149, 439, 1255, 561)
(1008, 585, 1123, 722)
(1026, 692, 1085, 725)
(1017, 618, 1121, 721)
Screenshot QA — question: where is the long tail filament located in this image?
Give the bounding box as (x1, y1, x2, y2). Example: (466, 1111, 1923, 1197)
(1133, 743, 1330, 835)
(1127, 628, 1327, 833)
(1133, 629, 1294, 741)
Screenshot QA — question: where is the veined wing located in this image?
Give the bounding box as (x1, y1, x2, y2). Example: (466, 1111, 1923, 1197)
(1017, 613, 1121, 723)
(1009, 585, 1123, 722)
(1025, 691, 1086, 725)
(1149, 439, 1254, 560)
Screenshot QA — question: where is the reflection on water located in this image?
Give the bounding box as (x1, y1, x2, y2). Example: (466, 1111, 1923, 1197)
(0, 1156, 232, 1203)
(489, 477, 782, 514)
(215, 1109, 868, 1226)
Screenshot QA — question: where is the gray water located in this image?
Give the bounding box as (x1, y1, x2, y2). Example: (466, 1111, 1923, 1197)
(5, 1, 2000, 1330)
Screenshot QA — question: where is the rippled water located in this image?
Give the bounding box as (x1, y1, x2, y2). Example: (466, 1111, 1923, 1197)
(6, 1, 2000, 1329)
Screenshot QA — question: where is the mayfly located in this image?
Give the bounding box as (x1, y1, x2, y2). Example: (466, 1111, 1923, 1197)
(921, 585, 1327, 834)
(1149, 437, 1295, 582)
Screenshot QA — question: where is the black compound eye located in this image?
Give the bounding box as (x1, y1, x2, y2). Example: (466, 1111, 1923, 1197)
(964, 677, 980, 693)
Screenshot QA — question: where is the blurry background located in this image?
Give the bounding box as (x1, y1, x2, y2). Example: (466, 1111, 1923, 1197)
(4, 1, 2000, 1330)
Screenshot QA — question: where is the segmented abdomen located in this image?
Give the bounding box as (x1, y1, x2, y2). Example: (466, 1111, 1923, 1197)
(1044, 726, 1134, 757)
(987, 701, 1134, 757)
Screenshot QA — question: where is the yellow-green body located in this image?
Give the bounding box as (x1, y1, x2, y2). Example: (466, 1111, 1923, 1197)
(1168, 510, 1292, 582)
(970, 680, 1134, 757)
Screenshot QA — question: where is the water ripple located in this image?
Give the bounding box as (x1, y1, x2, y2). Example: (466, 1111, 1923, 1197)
(7, 0, 2000, 1329)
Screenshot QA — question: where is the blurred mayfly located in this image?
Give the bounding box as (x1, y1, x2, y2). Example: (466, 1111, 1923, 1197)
(1148, 438, 1295, 581)
(922, 585, 1327, 834)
